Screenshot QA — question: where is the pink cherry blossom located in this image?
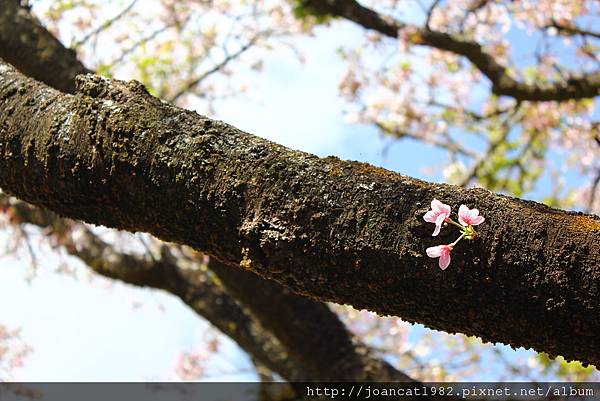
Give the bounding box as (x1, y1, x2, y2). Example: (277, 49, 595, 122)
(458, 205, 485, 226)
(426, 244, 453, 270)
(423, 199, 451, 236)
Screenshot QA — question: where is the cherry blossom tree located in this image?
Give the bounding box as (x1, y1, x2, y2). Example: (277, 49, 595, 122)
(0, 0, 599, 388)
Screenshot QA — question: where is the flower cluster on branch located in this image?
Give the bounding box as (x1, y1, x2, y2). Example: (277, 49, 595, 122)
(423, 199, 485, 270)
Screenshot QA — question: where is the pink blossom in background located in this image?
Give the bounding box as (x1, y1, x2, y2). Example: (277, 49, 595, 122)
(458, 205, 485, 226)
(175, 352, 206, 380)
(0, 324, 31, 378)
(423, 199, 452, 236)
(426, 244, 453, 270)
(174, 333, 220, 380)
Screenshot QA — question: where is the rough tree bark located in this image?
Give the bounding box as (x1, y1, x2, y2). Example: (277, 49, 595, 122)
(5, 192, 413, 383)
(0, 1, 419, 382)
(1, 194, 308, 382)
(0, 61, 599, 367)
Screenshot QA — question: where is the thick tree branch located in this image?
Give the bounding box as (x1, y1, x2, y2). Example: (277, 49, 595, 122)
(0, 0, 91, 94)
(0, 194, 306, 382)
(5, 193, 414, 382)
(0, 4, 289, 367)
(209, 259, 413, 381)
(300, 0, 600, 101)
(0, 63, 599, 366)
(0, 6, 420, 381)
(0, 7, 422, 380)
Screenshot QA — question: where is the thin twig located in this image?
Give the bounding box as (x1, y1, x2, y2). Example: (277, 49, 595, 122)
(425, 0, 441, 30)
(375, 121, 479, 158)
(459, 103, 522, 187)
(547, 20, 600, 39)
(586, 168, 600, 213)
(428, 99, 515, 122)
(109, 24, 172, 68)
(168, 37, 259, 103)
(74, 0, 139, 48)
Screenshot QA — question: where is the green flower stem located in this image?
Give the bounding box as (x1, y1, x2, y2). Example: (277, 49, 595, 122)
(450, 232, 466, 247)
(446, 218, 465, 230)
(445, 218, 479, 240)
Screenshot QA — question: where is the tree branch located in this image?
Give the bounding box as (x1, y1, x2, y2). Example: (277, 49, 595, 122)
(209, 259, 413, 381)
(375, 121, 479, 159)
(0, 8, 419, 382)
(168, 37, 258, 104)
(547, 20, 600, 39)
(0, 194, 307, 381)
(73, 0, 139, 48)
(5, 192, 415, 382)
(0, 0, 91, 94)
(300, 0, 600, 101)
(0, 63, 599, 366)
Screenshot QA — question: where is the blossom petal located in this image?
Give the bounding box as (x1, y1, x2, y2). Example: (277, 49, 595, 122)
(431, 199, 451, 214)
(423, 210, 438, 223)
(458, 204, 485, 226)
(426, 246, 443, 257)
(424, 199, 452, 235)
(435, 213, 446, 226)
(458, 204, 469, 226)
(470, 215, 485, 225)
(439, 252, 451, 270)
(432, 214, 446, 236)
(431, 199, 443, 211)
(440, 203, 451, 216)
